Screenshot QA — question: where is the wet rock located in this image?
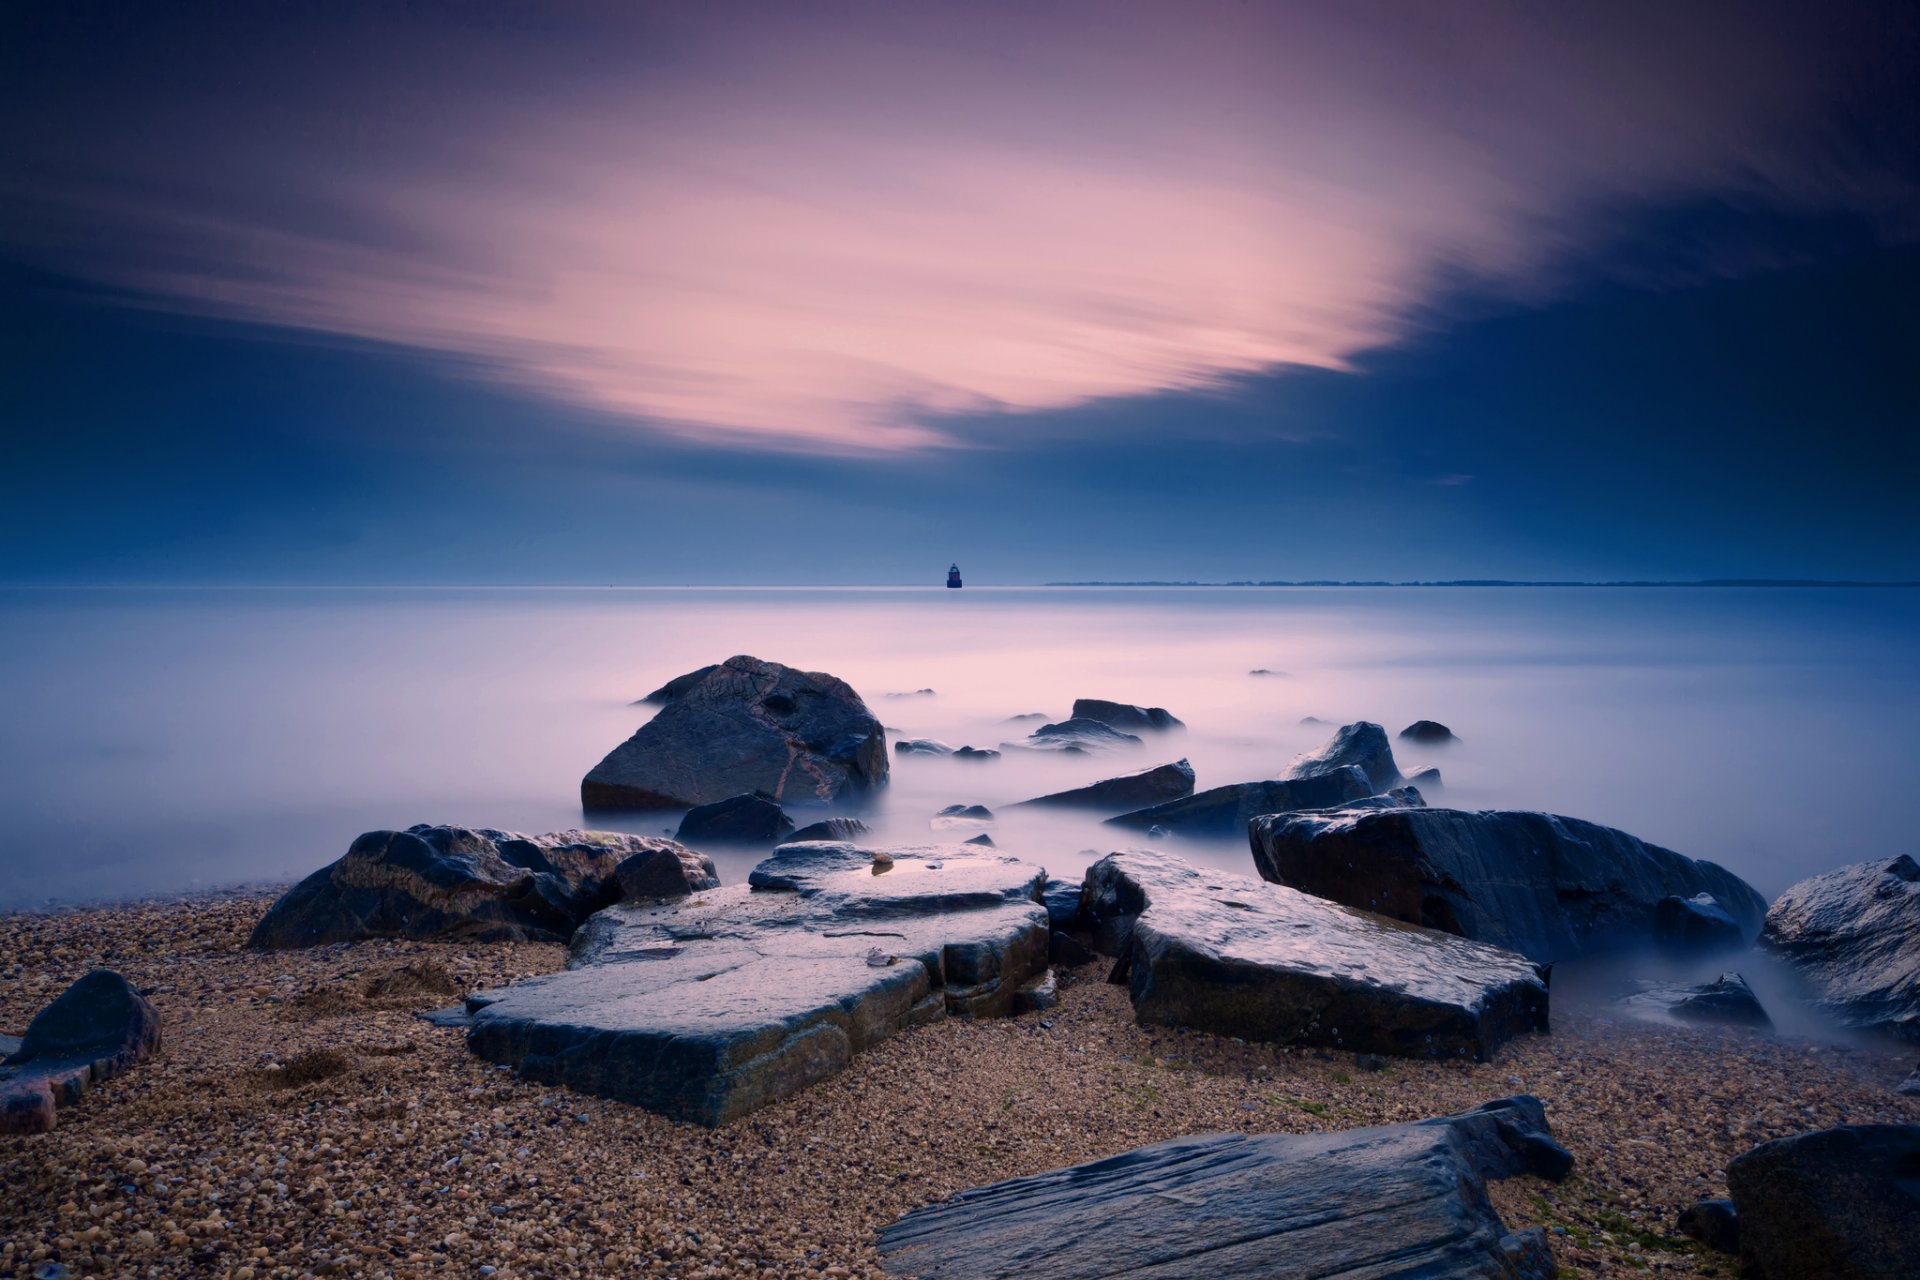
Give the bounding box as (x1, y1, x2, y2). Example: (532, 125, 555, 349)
(1023, 718, 1143, 752)
(932, 804, 994, 834)
(635, 664, 721, 707)
(964, 833, 996, 847)
(1103, 767, 1381, 838)
(1622, 972, 1772, 1029)
(1285, 720, 1404, 792)
(877, 1095, 1568, 1279)
(1013, 970, 1058, 1013)
(952, 746, 1001, 761)
(895, 738, 956, 756)
(1078, 848, 1548, 1060)
(1041, 877, 1083, 930)
(1250, 807, 1766, 964)
(613, 842, 720, 902)
(1297, 715, 1326, 724)
(1010, 760, 1195, 812)
(786, 817, 871, 844)
(464, 843, 1050, 1124)
(250, 825, 656, 948)
(1068, 699, 1185, 733)
(583, 655, 887, 811)
(1898, 1064, 1920, 1096)
(674, 792, 795, 846)
(1050, 933, 1097, 966)
(1, 971, 160, 1134)
(1761, 856, 1920, 1040)
(1727, 1124, 1920, 1279)
(1399, 720, 1458, 744)
(1655, 892, 1745, 954)
(1677, 1199, 1740, 1254)
(1406, 765, 1442, 790)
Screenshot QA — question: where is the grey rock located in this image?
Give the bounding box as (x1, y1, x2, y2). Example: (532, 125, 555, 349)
(1068, 699, 1185, 733)
(1041, 877, 1083, 930)
(937, 804, 994, 821)
(1013, 970, 1058, 1013)
(1622, 972, 1772, 1029)
(1079, 848, 1549, 1060)
(952, 746, 1000, 761)
(1761, 855, 1920, 1040)
(250, 825, 655, 948)
(963, 833, 996, 847)
(1677, 1199, 1740, 1254)
(1655, 892, 1745, 954)
(1103, 767, 1387, 837)
(895, 738, 956, 756)
(583, 655, 887, 812)
(877, 1095, 1569, 1279)
(1727, 1124, 1920, 1279)
(613, 843, 720, 902)
(786, 817, 871, 844)
(1898, 1064, 1920, 1097)
(635, 664, 721, 707)
(1406, 765, 1443, 790)
(1049, 933, 1097, 966)
(1010, 760, 1195, 812)
(464, 843, 1050, 1125)
(1250, 807, 1767, 964)
(674, 792, 795, 846)
(1025, 718, 1143, 752)
(1399, 720, 1459, 744)
(1, 971, 161, 1134)
(0, 1034, 19, 1059)
(1285, 720, 1404, 792)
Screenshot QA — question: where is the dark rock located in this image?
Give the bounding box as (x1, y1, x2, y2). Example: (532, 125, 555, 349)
(1250, 807, 1767, 964)
(1761, 856, 1920, 1039)
(1249, 668, 1284, 676)
(931, 804, 994, 835)
(1677, 1199, 1740, 1254)
(1727, 1124, 1920, 1279)
(895, 738, 956, 756)
(1050, 933, 1097, 967)
(1898, 1064, 1920, 1097)
(1406, 765, 1442, 790)
(953, 746, 1000, 761)
(0, 1034, 19, 1059)
(1010, 760, 1195, 812)
(1004, 712, 1050, 722)
(635, 664, 721, 706)
(674, 792, 795, 847)
(1655, 892, 1745, 954)
(884, 688, 937, 698)
(877, 1095, 1568, 1279)
(1024, 718, 1143, 752)
(1286, 720, 1403, 792)
(1079, 848, 1549, 1060)
(613, 843, 720, 901)
(1013, 971, 1058, 1013)
(786, 817, 871, 844)
(250, 825, 658, 948)
(1041, 877, 1083, 930)
(1399, 720, 1458, 744)
(1355, 1052, 1390, 1072)
(1, 971, 161, 1134)
(464, 843, 1050, 1124)
(964, 833, 996, 847)
(1623, 972, 1772, 1028)
(1068, 699, 1184, 733)
(1104, 767, 1381, 837)
(582, 655, 887, 812)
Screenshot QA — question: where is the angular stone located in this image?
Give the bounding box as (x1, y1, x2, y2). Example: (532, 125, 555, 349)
(1010, 760, 1195, 812)
(613, 843, 720, 902)
(1068, 699, 1185, 732)
(964, 833, 995, 847)
(1761, 856, 1920, 1039)
(1250, 807, 1767, 964)
(674, 792, 795, 846)
(1, 971, 160, 1134)
(786, 817, 870, 844)
(635, 664, 720, 706)
(1727, 1124, 1920, 1280)
(583, 655, 887, 812)
(1622, 972, 1771, 1028)
(1285, 720, 1404, 792)
(464, 844, 1050, 1125)
(1103, 767, 1381, 837)
(1080, 849, 1548, 1061)
(877, 1095, 1569, 1279)
(1655, 892, 1745, 953)
(250, 825, 656, 948)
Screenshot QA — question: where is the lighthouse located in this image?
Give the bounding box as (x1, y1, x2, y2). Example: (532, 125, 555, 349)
(946, 563, 963, 589)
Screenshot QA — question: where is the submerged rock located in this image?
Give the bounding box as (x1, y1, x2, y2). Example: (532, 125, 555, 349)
(786, 817, 870, 844)
(1011, 760, 1195, 812)
(250, 825, 662, 948)
(674, 792, 795, 846)
(952, 746, 1000, 761)
(1655, 892, 1746, 954)
(1399, 720, 1459, 744)
(583, 655, 887, 812)
(895, 738, 956, 756)
(1727, 1124, 1920, 1279)
(1250, 807, 1766, 964)
(877, 1095, 1570, 1279)
(1079, 848, 1548, 1060)
(963, 833, 996, 847)
(1406, 765, 1443, 791)
(1, 971, 160, 1134)
(1622, 972, 1771, 1028)
(1023, 718, 1143, 752)
(1761, 856, 1920, 1040)
(1103, 767, 1388, 837)
(635, 664, 721, 707)
(463, 843, 1049, 1124)
(1285, 720, 1404, 792)
(1068, 698, 1184, 732)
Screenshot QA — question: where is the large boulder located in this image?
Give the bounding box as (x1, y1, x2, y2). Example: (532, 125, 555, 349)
(463, 843, 1050, 1125)
(1727, 1124, 1920, 1279)
(1285, 720, 1404, 792)
(1760, 856, 1920, 1040)
(877, 1095, 1570, 1279)
(1069, 699, 1184, 732)
(1080, 848, 1548, 1061)
(1103, 768, 1404, 837)
(249, 825, 671, 948)
(1, 971, 161, 1134)
(674, 792, 795, 846)
(1250, 807, 1766, 964)
(583, 655, 887, 812)
(1010, 760, 1195, 812)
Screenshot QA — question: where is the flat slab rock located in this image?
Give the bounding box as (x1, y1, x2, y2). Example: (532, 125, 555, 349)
(1010, 759, 1195, 812)
(1761, 855, 1920, 1040)
(2, 970, 160, 1134)
(878, 1095, 1571, 1279)
(464, 843, 1050, 1125)
(1081, 849, 1548, 1061)
(1103, 767, 1386, 837)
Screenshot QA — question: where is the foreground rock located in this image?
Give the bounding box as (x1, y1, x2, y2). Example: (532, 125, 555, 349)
(1080, 849, 1548, 1060)
(1761, 855, 1920, 1040)
(1621, 972, 1772, 1028)
(1010, 760, 1194, 812)
(613, 843, 720, 901)
(1285, 720, 1404, 792)
(464, 843, 1050, 1124)
(1, 970, 160, 1134)
(583, 655, 888, 811)
(878, 1095, 1570, 1279)
(1727, 1124, 1920, 1279)
(1068, 698, 1184, 732)
(1251, 807, 1766, 964)
(250, 825, 674, 948)
(895, 738, 955, 756)
(674, 792, 795, 846)
(1103, 769, 1406, 837)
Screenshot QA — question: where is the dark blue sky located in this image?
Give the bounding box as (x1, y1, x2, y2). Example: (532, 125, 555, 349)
(2, 2, 1916, 584)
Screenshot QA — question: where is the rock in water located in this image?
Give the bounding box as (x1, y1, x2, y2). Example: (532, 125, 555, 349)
(635, 664, 721, 706)
(1727, 1124, 1920, 1280)
(1068, 699, 1185, 732)
(1103, 769, 1409, 837)
(895, 738, 956, 756)
(877, 1095, 1570, 1279)
(582, 655, 887, 811)
(785, 817, 870, 844)
(1022, 718, 1143, 751)
(1, 971, 161, 1134)
(1079, 848, 1548, 1060)
(1010, 760, 1195, 812)
(249, 825, 670, 948)
(1399, 720, 1459, 744)
(1761, 856, 1920, 1039)
(464, 843, 1050, 1125)
(952, 746, 1000, 761)
(674, 792, 795, 846)
(613, 843, 720, 901)
(1285, 720, 1404, 792)
(1250, 807, 1766, 964)
(1655, 892, 1745, 954)
(1621, 972, 1772, 1028)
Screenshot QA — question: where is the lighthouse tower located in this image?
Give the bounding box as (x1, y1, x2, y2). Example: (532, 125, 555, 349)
(946, 563, 963, 589)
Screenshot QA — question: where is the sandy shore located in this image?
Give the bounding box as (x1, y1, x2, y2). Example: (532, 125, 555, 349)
(4, 890, 1917, 1280)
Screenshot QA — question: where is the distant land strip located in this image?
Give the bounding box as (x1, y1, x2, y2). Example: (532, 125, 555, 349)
(1044, 579, 1920, 588)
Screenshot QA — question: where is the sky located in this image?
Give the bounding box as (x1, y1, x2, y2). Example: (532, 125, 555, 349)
(2, 0, 1917, 584)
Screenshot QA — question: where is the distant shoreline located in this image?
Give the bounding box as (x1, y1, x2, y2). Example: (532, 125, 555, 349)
(1044, 579, 1920, 588)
